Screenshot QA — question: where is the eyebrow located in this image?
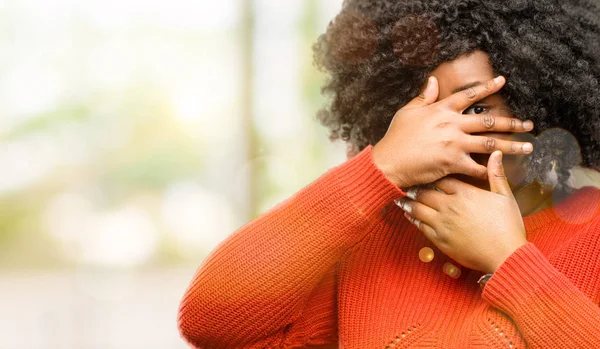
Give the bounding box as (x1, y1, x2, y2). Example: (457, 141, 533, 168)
(452, 81, 482, 94)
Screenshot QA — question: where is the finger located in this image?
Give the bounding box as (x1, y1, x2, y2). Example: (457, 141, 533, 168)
(433, 176, 465, 195)
(451, 153, 489, 181)
(402, 76, 439, 109)
(442, 76, 505, 112)
(460, 114, 534, 134)
(404, 212, 438, 243)
(488, 151, 513, 197)
(464, 135, 534, 155)
(395, 197, 437, 224)
(405, 186, 447, 211)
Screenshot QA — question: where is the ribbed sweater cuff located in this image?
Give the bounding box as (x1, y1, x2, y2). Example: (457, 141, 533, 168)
(481, 242, 563, 315)
(334, 144, 407, 220)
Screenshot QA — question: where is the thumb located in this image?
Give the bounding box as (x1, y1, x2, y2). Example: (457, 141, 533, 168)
(403, 76, 439, 109)
(488, 151, 513, 197)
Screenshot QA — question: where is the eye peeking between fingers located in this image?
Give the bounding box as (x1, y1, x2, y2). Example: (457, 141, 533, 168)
(463, 105, 490, 115)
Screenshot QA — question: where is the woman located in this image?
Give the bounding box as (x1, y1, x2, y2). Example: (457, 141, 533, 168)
(178, 0, 600, 348)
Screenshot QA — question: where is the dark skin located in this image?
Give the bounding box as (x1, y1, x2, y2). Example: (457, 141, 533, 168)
(396, 50, 555, 273)
(429, 50, 555, 217)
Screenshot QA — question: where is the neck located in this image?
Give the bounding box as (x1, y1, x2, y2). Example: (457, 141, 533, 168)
(513, 182, 554, 217)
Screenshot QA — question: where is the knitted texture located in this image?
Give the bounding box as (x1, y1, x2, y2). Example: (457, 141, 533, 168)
(177, 145, 600, 349)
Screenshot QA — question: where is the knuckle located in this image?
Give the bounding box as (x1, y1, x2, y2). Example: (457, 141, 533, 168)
(482, 115, 496, 129)
(412, 205, 419, 216)
(423, 224, 433, 235)
(447, 203, 460, 215)
(483, 79, 494, 91)
(440, 157, 452, 168)
(434, 178, 447, 187)
(493, 172, 507, 180)
(439, 177, 456, 187)
(464, 87, 477, 100)
(420, 187, 433, 201)
(428, 227, 441, 240)
(436, 121, 450, 128)
(510, 119, 517, 130)
(437, 231, 449, 243)
(484, 137, 496, 151)
(440, 166, 451, 177)
(441, 138, 453, 147)
(510, 142, 518, 153)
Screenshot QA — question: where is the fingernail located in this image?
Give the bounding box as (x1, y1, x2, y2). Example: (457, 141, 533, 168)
(523, 120, 533, 129)
(523, 143, 533, 153)
(494, 76, 504, 84)
(403, 201, 413, 214)
(496, 151, 503, 165)
(406, 187, 419, 200)
(424, 77, 434, 94)
(394, 198, 405, 209)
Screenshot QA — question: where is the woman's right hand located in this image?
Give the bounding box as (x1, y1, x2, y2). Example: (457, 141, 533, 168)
(372, 75, 534, 189)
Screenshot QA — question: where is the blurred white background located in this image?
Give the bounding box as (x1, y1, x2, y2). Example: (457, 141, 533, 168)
(0, 1, 347, 348)
(3, 1, 600, 348)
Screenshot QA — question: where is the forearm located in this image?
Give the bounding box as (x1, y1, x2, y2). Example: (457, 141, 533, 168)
(178, 145, 406, 348)
(482, 242, 600, 348)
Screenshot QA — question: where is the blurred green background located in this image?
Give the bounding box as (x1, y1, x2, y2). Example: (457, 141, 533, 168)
(0, 1, 347, 348)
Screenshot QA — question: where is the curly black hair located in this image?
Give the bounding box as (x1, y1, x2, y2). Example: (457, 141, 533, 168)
(313, 0, 600, 198)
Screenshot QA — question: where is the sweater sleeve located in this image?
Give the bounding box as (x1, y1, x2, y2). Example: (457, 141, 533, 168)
(177, 144, 406, 349)
(481, 220, 600, 348)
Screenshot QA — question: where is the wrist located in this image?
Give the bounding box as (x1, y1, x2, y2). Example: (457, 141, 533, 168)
(487, 240, 527, 273)
(372, 143, 409, 188)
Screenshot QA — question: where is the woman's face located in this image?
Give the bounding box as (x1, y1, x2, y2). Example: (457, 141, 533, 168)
(423, 49, 530, 191)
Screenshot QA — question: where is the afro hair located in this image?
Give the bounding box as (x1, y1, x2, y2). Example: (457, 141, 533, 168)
(313, 0, 600, 198)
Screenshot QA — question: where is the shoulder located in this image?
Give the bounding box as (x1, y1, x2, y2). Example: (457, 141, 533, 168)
(549, 185, 600, 236)
(578, 186, 600, 233)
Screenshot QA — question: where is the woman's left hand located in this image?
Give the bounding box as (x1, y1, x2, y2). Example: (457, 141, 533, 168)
(396, 150, 528, 274)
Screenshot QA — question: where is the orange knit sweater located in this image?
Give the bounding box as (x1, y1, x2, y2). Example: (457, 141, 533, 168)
(178, 144, 600, 349)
